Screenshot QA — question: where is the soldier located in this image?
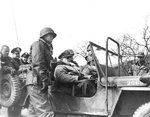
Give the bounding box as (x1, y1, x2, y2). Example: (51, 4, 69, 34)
(0, 45, 13, 112)
(19, 52, 31, 74)
(53, 49, 96, 97)
(137, 53, 150, 76)
(26, 27, 57, 117)
(136, 52, 145, 67)
(82, 55, 97, 78)
(11, 47, 22, 71)
(0, 45, 17, 116)
(21, 52, 30, 64)
(128, 52, 146, 76)
(0, 45, 15, 74)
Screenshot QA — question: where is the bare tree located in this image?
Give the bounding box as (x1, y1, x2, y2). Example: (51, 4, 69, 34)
(112, 34, 140, 75)
(117, 34, 139, 62)
(74, 41, 89, 58)
(136, 24, 150, 54)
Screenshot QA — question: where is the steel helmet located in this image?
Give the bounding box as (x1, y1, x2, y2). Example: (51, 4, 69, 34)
(40, 27, 57, 38)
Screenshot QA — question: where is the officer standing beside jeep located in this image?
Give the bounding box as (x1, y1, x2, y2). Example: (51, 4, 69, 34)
(26, 27, 57, 117)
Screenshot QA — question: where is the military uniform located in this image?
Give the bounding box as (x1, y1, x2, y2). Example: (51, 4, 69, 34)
(11, 47, 22, 71)
(0, 53, 14, 74)
(53, 49, 96, 97)
(21, 52, 30, 64)
(26, 27, 57, 117)
(129, 52, 146, 76)
(11, 58, 21, 71)
(53, 61, 80, 95)
(82, 56, 97, 77)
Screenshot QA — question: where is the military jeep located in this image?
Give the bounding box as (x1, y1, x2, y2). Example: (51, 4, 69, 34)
(0, 64, 29, 116)
(48, 37, 150, 117)
(1, 37, 150, 117)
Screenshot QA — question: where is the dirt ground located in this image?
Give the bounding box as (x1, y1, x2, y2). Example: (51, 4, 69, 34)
(0, 107, 8, 117)
(0, 107, 28, 117)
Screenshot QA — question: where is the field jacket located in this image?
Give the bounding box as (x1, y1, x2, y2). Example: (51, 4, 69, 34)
(52, 61, 80, 94)
(0, 53, 14, 74)
(26, 38, 53, 85)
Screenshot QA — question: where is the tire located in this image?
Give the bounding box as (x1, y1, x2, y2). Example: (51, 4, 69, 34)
(133, 102, 150, 117)
(0, 74, 22, 107)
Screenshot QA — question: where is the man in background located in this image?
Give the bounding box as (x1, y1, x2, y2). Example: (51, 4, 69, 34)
(11, 47, 22, 71)
(21, 52, 30, 64)
(0, 45, 15, 74)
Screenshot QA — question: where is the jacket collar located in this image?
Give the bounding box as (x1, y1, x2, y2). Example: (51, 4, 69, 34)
(39, 38, 52, 47)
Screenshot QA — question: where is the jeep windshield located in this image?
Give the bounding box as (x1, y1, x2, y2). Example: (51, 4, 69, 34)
(88, 40, 147, 87)
(88, 41, 120, 78)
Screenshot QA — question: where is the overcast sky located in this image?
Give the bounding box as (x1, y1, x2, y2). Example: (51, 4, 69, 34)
(0, 0, 150, 64)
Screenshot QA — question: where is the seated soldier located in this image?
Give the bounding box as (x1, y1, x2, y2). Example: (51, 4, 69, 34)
(0, 45, 15, 74)
(136, 52, 145, 67)
(128, 52, 147, 76)
(52, 49, 96, 97)
(82, 55, 97, 79)
(11, 47, 22, 71)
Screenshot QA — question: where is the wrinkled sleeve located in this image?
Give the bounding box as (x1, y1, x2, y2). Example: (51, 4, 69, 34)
(31, 42, 48, 81)
(1, 57, 14, 74)
(54, 65, 78, 83)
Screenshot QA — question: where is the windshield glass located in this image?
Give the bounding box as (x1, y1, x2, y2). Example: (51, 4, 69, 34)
(89, 41, 129, 77)
(91, 43, 118, 67)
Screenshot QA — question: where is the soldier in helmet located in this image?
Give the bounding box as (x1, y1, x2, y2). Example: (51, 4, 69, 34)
(136, 52, 145, 67)
(136, 52, 150, 76)
(26, 27, 57, 117)
(11, 47, 22, 71)
(128, 52, 147, 76)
